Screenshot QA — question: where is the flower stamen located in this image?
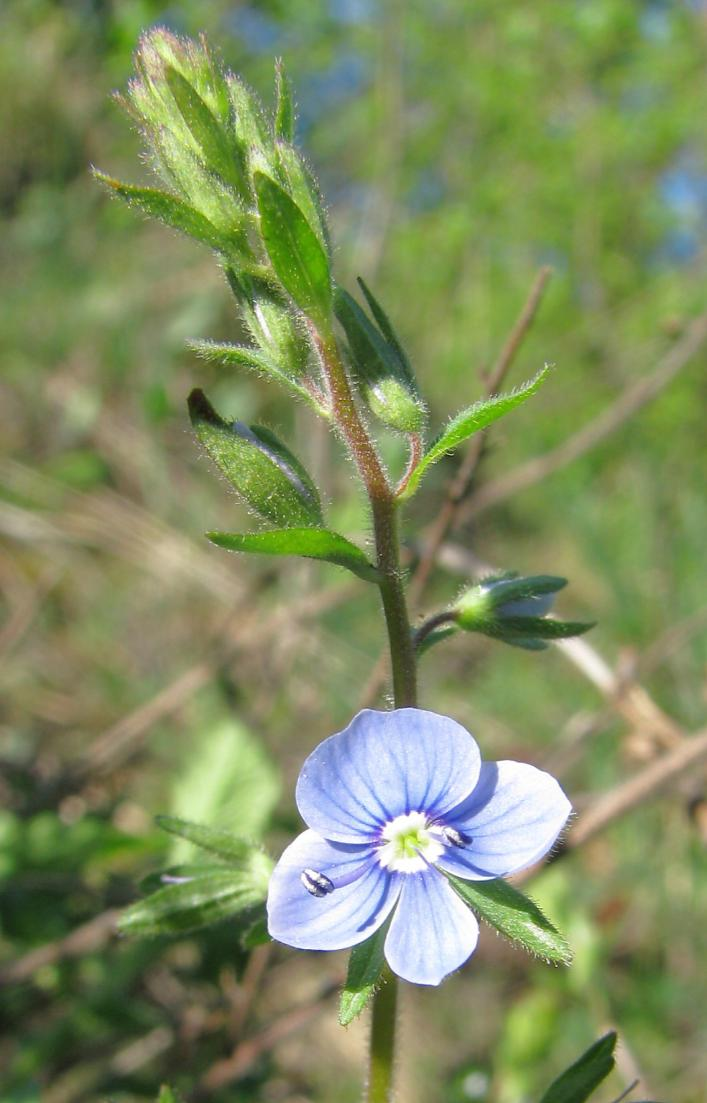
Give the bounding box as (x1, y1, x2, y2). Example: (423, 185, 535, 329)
(301, 868, 335, 897)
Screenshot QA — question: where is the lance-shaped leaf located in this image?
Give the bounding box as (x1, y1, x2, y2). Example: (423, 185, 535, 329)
(254, 171, 332, 326)
(339, 922, 389, 1026)
(156, 815, 263, 865)
(208, 529, 379, 583)
(274, 58, 295, 142)
(188, 389, 323, 527)
(119, 867, 269, 937)
(539, 1032, 617, 1103)
(94, 173, 233, 253)
(399, 364, 551, 499)
(446, 873, 572, 965)
(335, 287, 426, 433)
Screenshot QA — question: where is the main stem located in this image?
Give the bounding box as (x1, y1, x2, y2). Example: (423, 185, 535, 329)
(316, 329, 417, 1102)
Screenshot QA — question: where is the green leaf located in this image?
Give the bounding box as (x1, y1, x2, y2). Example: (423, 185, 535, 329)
(446, 873, 572, 965)
(274, 59, 295, 141)
(208, 528, 379, 583)
(339, 924, 389, 1026)
(169, 718, 280, 860)
(539, 1032, 617, 1103)
(399, 365, 551, 499)
(254, 171, 332, 325)
(94, 172, 230, 252)
(188, 389, 324, 527)
(156, 816, 261, 865)
(119, 868, 267, 937)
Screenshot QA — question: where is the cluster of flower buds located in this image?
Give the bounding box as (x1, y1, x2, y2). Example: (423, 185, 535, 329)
(453, 573, 593, 650)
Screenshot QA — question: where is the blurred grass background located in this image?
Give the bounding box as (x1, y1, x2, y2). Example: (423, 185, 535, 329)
(1, 1, 706, 1101)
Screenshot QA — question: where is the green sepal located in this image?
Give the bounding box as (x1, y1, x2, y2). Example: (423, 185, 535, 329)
(189, 340, 325, 412)
(164, 65, 243, 194)
(188, 389, 323, 527)
(156, 815, 263, 865)
(226, 76, 272, 164)
(138, 864, 209, 895)
(94, 172, 235, 253)
(356, 276, 414, 386)
(119, 866, 270, 937)
(254, 171, 332, 326)
(334, 286, 426, 433)
(479, 574, 568, 607)
(208, 529, 380, 583)
(339, 923, 389, 1026)
(538, 1032, 617, 1103)
(399, 365, 551, 499)
(446, 873, 572, 965)
(274, 58, 295, 142)
(240, 912, 271, 949)
(478, 617, 595, 641)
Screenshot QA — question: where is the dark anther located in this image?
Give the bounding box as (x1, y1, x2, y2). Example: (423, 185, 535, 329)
(301, 868, 335, 897)
(440, 826, 470, 848)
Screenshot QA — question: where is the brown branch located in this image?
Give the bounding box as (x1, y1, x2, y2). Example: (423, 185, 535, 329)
(410, 265, 553, 603)
(198, 979, 338, 1093)
(461, 307, 707, 521)
(567, 727, 707, 850)
(0, 907, 121, 986)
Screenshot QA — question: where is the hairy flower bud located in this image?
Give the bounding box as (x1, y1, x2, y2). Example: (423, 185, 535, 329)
(188, 389, 323, 528)
(454, 574, 593, 650)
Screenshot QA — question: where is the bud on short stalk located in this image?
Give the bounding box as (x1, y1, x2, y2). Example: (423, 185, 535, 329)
(454, 574, 593, 651)
(334, 287, 426, 434)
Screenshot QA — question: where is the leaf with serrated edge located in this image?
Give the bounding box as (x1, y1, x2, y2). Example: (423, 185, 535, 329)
(539, 1032, 617, 1103)
(208, 529, 379, 583)
(446, 873, 572, 965)
(254, 171, 331, 325)
(339, 922, 389, 1026)
(400, 365, 550, 499)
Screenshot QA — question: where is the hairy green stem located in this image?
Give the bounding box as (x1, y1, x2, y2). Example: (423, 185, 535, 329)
(314, 331, 417, 708)
(314, 327, 417, 1101)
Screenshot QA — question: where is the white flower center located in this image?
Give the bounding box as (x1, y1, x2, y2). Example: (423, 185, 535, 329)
(376, 811, 444, 874)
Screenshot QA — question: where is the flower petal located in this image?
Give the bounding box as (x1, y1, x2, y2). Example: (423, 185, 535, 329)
(296, 708, 482, 842)
(437, 761, 572, 880)
(384, 868, 479, 985)
(267, 829, 401, 950)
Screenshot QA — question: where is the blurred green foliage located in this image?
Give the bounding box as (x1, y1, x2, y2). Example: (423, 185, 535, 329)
(1, 1, 706, 1101)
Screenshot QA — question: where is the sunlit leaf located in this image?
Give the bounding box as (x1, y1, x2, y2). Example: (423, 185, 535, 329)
(539, 1032, 617, 1103)
(208, 528, 379, 582)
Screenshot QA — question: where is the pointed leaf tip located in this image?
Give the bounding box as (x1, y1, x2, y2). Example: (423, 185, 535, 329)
(539, 1032, 617, 1103)
(207, 528, 379, 583)
(446, 873, 572, 965)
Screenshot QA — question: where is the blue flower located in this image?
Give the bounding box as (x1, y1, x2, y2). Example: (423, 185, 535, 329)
(267, 709, 571, 986)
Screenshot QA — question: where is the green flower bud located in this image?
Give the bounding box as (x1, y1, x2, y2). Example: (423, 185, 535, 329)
(334, 287, 426, 434)
(188, 389, 323, 528)
(453, 575, 593, 651)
